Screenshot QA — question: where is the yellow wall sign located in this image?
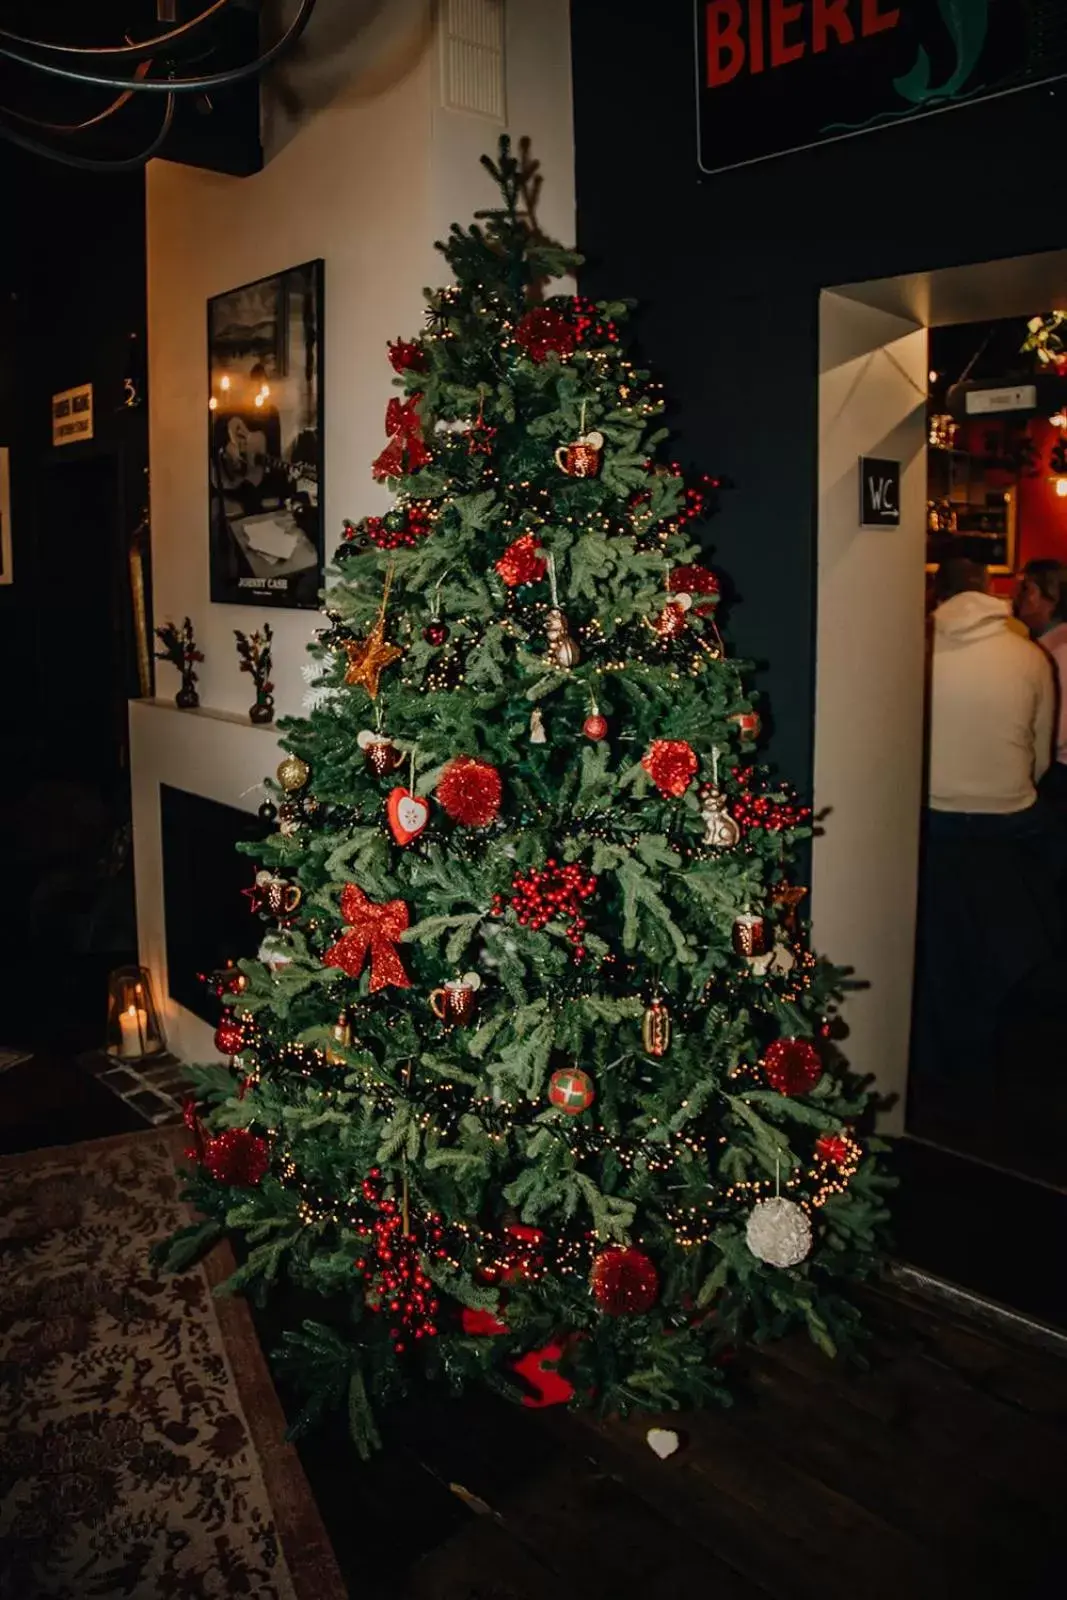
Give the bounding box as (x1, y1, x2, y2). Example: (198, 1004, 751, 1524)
(52, 382, 94, 446)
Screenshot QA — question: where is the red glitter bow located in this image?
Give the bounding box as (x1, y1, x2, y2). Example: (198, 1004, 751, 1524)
(323, 883, 411, 992)
(372, 394, 431, 480)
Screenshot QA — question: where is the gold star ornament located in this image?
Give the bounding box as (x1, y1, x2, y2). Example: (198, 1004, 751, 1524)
(342, 618, 403, 698)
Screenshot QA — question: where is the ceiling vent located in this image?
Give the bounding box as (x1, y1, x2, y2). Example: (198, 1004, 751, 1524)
(440, 0, 505, 122)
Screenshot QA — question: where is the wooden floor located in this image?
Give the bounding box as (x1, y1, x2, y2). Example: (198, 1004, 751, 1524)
(3, 1054, 1065, 1599)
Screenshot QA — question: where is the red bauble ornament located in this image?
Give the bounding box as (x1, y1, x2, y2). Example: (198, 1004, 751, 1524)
(202, 1127, 270, 1187)
(495, 532, 547, 588)
(387, 337, 427, 374)
(436, 756, 502, 827)
(642, 739, 699, 797)
(583, 713, 608, 741)
(548, 1066, 595, 1114)
(514, 307, 577, 363)
(763, 1037, 823, 1096)
(668, 563, 720, 615)
(423, 619, 450, 646)
(590, 1246, 659, 1316)
(815, 1133, 852, 1168)
(214, 1015, 245, 1057)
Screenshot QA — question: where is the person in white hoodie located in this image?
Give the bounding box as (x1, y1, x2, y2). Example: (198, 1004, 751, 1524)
(928, 563, 1054, 816)
(912, 557, 1062, 1120)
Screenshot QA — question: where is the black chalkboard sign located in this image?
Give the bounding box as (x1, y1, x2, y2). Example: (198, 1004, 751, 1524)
(860, 457, 901, 527)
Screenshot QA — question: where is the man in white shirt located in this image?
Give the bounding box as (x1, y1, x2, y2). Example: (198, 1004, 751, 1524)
(1015, 557, 1067, 806)
(929, 562, 1054, 815)
(912, 557, 1062, 1119)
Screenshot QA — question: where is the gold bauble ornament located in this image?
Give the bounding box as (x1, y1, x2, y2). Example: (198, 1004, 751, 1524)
(276, 754, 310, 793)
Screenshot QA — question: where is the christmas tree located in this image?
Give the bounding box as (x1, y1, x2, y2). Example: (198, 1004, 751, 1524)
(165, 141, 889, 1453)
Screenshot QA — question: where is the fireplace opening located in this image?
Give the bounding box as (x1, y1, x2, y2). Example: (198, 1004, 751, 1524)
(160, 784, 268, 1025)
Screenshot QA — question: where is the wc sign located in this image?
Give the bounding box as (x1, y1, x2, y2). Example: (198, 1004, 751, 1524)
(860, 457, 900, 527)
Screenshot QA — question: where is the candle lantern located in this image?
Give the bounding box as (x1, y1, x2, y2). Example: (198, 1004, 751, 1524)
(105, 966, 166, 1063)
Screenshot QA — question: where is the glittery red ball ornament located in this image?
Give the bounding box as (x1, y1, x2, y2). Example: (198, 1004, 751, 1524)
(590, 1246, 660, 1316)
(202, 1127, 270, 1187)
(423, 619, 449, 646)
(214, 1016, 245, 1057)
(495, 532, 547, 588)
(668, 563, 720, 615)
(642, 739, 699, 797)
(763, 1037, 823, 1096)
(514, 307, 576, 364)
(583, 713, 608, 741)
(815, 1133, 852, 1168)
(436, 756, 503, 827)
(387, 337, 427, 373)
(548, 1066, 595, 1114)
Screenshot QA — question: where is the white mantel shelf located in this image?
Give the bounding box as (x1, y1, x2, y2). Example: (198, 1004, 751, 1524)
(137, 697, 279, 730)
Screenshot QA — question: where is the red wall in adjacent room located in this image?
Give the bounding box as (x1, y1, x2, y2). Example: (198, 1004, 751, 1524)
(1016, 419, 1067, 566)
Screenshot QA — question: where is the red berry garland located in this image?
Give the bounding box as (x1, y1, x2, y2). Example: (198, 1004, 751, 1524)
(496, 858, 597, 960)
(202, 1127, 270, 1187)
(495, 533, 547, 588)
(347, 501, 434, 552)
(642, 739, 699, 797)
(355, 1169, 445, 1350)
(590, 1246, 659, 1315)
(514, 307, 576, 363)
(763, 1037, 823, 1096)
(214, 1015, 245, 1057)
(729, 766, 812, 835)
(387, 337, 428, 374)
(436, 757, 503, 827)
(570, 294, 619, 346)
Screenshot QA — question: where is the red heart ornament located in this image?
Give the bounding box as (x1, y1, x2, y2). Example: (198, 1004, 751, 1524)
(387, 787, 430, 845)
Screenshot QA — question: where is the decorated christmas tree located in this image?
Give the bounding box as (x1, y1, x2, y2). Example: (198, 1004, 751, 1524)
(165, 141, 889, 1453)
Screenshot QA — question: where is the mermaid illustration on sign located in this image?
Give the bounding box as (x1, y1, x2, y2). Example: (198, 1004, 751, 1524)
(893, 0, 989, 106)
(822, 0, 993, 134)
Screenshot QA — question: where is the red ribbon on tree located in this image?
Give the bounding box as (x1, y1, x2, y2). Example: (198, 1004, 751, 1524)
(323, 883, 412, 992)
(372, 394, 431, 480)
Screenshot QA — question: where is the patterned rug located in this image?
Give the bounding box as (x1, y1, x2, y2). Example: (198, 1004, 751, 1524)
(0, 1130, 344, 1600)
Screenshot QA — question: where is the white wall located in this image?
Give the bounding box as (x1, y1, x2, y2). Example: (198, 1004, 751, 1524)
(137, 0, 575, 1059)
(813, 293, 928, 1131)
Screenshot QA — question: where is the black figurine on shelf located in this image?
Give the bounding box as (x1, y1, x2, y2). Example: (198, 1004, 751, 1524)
(154, 617, 203, 709)
(234, 623, 274, 725)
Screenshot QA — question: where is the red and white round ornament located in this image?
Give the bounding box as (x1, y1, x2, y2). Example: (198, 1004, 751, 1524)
(548, 1066, 595, 1114)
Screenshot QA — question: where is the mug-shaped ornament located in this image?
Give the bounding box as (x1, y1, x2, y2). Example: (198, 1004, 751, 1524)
(732, 910, 767, 958)
(357, 728, 404, 777)
(555, 430, 604, 478)
(430, 971, 481, 1026)
(701, 786, 741, 850)
(264, 878, 302, 917)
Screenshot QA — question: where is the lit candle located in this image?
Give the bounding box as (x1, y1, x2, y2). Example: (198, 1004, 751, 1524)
(117, 1004, 148, 1060)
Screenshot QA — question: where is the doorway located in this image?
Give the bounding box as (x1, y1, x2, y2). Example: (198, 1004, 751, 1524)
(2, 449, 140, 1051)
(815, 253, 1067, 1328)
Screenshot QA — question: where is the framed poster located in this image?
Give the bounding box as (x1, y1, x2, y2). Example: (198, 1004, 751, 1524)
(208, 259, 324, 609)
(0, 448, 11, 585)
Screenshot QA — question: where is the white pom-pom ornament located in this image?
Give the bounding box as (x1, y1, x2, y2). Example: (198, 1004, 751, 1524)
(745, 1196, 812, 1268)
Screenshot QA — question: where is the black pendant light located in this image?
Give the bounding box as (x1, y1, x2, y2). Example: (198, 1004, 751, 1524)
(0, 0, 319, 172)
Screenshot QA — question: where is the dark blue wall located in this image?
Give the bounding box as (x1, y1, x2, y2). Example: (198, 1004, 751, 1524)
(570, 0, 1067, 789)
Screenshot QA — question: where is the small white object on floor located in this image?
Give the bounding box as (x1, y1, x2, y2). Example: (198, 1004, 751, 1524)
(646, 1427, 680, 1460)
